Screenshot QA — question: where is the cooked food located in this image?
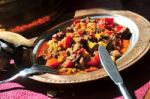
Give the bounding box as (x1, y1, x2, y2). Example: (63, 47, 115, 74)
(37, 17, 132, 75)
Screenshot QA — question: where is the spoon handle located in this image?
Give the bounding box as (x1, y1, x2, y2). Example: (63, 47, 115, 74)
(0, 64, 57, 84)
(0, 68, 31, 84)
(117, 83, 132, 99)
(0, 73, 21, 84)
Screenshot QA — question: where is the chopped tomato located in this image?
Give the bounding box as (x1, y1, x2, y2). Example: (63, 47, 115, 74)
(105, 30, 113, 35)
(75, 23, 81, 29)
(105, 18, 114, 25)
(106, 31, 113, 35)
(115, 25, 123, 33)
(65, 36, 72, 48)
(78, 30, 84, 36)
(95, 18, 101, 22)
(87, 52, 100, 66)
(62, 60, 74, 68)
(73, 19, 81, 26)
(99, 23, 105, 29)
(98, 18, 106, 29)
(59, 36, 72, 49)
(77, 48, 85, 55)
(46, 58, 60, 68)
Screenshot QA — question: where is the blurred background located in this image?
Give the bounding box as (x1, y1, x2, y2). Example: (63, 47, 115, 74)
(0, 0, 149, 37)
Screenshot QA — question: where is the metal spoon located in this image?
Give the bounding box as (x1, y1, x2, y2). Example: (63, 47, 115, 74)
(0, 64, 57, 84)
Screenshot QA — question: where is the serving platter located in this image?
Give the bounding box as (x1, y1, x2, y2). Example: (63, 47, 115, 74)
(29, 9, 150, 84)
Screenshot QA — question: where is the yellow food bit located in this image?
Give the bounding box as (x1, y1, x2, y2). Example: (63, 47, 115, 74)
(87, 22, 96, 29)
(47, 40, 59, 52)
(80, 22, 86, 30)
(95, 33, 102, 40)
(110, 55, 115, 61)
(66, 68, 72, 74)
(85, 28, 91, 33)
(88, 41, 97, 49)
(66, 32, 73, 36)
(98, 41, 107, 46)
(83, 50, 89, 57)
(73, 37, 80, 43)
(57, 56, 65, 62)
(100, 31, 106, 35)
(73, 23, 80, 32)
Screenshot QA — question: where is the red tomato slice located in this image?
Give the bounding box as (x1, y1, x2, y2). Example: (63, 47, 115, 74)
(87, 52, 100, 66)
(73, 19, 81, 26)
(99, 23, 105, 29)
(105, 18, 114, 25)
(65, 36, 72, 48)
(115, 25, 124, 33)
(62, 60, 74, 68)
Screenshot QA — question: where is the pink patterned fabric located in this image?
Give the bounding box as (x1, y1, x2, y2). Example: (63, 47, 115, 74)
(115, 81, 150, 99)
(0, 82, 51, 99)
(1, 81, 150, 99)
